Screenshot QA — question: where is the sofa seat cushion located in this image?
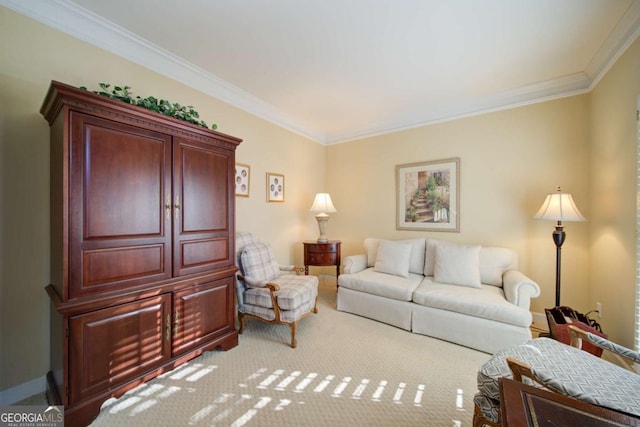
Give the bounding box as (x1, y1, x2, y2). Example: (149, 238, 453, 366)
(338, 268, 423, 301)
(412, 278, 532, 327)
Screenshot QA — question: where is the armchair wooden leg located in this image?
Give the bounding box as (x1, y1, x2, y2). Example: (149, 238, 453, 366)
(472, 404, 483, 427)
(313, 296, 318, 314)
(290, 321, 297, 348)
(473, 403, 500, 427)
(238, 312, 245, 335)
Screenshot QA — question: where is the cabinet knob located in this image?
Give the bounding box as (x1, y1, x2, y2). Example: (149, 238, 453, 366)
(165, 194, 171, 220)
(165, 313, 171, 342)
(175, 195, 180, 219)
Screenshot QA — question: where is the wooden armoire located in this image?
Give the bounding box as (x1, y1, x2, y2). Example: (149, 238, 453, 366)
(40, 81, 241, 426)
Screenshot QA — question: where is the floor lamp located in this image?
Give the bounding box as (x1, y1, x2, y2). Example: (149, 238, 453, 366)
(534, 187, 586, 307)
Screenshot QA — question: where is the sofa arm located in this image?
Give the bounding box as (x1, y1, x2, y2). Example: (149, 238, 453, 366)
(343, 254, 368, 274)
(503, 270, 541, 310)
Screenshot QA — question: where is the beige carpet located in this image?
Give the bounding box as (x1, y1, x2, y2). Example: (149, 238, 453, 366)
(91, 279, 490, 426)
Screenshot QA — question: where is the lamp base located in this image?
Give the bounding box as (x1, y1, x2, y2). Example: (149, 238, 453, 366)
(552, 224, 566, 307)
(315, 213, 329, 243)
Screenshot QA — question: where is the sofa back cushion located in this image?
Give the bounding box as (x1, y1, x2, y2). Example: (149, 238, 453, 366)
(364, 238, 425, 275)
(374, 240, 412, 278)
(423, 238, 441, 276)
(424, 238, 518, 286)
(433, 241, 482, 288)
(480, 247, 519, 286)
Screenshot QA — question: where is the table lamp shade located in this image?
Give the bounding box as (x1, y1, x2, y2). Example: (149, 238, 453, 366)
(310, 193, 337, 214)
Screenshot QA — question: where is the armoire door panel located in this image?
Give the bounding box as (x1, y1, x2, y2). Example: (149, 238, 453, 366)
(82, 122, 167, 238)
(179, 143, 229, 232)
(172, 278, 234, 355)
(180, 238, 229, 269)
(69, 112, 172, 297)
(68, 294, 171, 405)
(82, 244, 165, 287)
(173, 138, 234, 276)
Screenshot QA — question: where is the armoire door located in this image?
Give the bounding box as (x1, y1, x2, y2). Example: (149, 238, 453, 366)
(173, 138, 234, 276)
(69, 112, 173, 298)
(171, 276, 236, 355)
(68, 294, 172, 405)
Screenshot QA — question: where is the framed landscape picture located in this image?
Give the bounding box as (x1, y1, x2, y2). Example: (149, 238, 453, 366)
(235, 163, 250, 197)
(266, 172, 285, 202)
(396, 158, 460, 232)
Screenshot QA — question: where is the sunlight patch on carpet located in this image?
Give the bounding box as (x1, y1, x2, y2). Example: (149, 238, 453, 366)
(97, 363, 467, 425)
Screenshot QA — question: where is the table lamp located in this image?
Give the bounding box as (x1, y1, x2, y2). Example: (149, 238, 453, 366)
(310, 193, 337, 243)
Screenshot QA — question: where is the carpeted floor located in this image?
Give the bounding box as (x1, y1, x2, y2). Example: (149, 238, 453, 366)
(89, 278, 490, 426)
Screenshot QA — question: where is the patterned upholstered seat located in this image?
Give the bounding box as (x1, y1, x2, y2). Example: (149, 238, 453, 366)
(235, 232, 319, 348)
(473, 334, 640, 426)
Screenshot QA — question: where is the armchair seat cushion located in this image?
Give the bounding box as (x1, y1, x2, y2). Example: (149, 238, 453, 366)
(243, 273, 319, 311)
(477, 339, 554, 402)
(413, 279, 533, 327)
(241, 295, 317, 324)
(477, 337, 640, 418)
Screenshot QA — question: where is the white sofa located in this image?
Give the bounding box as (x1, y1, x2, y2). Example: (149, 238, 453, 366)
(337, 238, 541, 354)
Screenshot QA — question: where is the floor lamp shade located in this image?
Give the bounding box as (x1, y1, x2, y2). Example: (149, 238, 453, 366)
(534, 187, 586, 307)
(310, 193, 337, 243)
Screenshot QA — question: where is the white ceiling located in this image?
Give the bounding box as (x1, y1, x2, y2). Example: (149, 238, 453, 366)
(3, 0, 640, 144)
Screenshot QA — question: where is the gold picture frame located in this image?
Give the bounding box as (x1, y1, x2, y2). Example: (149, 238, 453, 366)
(266, 172, 285, 202)
(235, 163, 250, 197)
(396, 158, 460, 232)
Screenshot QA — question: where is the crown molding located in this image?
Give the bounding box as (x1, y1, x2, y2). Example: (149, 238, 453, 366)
(326, 73, 591, 144)
(0, 0, 325, 143)
(586, 0, 640, 89)
(2, 0, 639, 145)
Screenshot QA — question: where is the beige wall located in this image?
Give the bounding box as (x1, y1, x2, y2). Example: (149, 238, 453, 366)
(326, 96, 591, 316)
(0, 8, 325, 393)
(589, 37, 640, 348)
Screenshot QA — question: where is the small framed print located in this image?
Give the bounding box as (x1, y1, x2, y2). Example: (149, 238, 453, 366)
(266, 172, 285, 202)
(235, 163, 250, 197)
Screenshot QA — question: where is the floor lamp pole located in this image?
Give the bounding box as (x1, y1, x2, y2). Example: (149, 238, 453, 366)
(552, 222, 566, 307)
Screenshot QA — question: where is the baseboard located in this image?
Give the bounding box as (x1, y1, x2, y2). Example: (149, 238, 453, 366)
(0, 375, 46, 405)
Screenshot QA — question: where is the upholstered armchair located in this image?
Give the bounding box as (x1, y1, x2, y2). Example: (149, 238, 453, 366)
(473, 325, 640, 426)
(235, 232, 319, 348)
